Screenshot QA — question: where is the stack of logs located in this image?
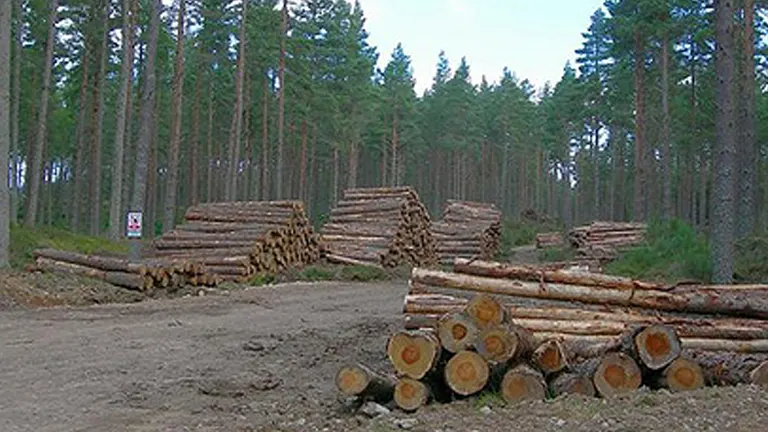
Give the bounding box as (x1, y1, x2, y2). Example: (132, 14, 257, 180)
(568, 221, 646, 262)
(335, 259, 768, 411)
(320, 187, 437, 268)
(154, 201, 320, 281)
(535, 231, 565, 249)
(32, 248, 216, 293)
(432, 200, 502, 264)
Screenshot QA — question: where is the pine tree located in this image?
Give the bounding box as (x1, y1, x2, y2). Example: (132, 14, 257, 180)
(0, 0, 11, 266)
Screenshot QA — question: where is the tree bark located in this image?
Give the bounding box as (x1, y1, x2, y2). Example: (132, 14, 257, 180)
(391, 111, 399, 187)
(109, 0, 136, 240)
(0, 0, 10, 266)
(9, 0, 21, 224)
(72, 47, 90, 232)
(712, 0, 737, 283)
(205, 78, 214, 202)
(24, 0, 59, 227)
(260, 75, 270, 200)
(189, 52, 202, 206)
(631, 31, 646, 222)
(163, 0, 186, 231)
(276, 0, 287, 199)
(737, 0, 756, 238)
(129, 0, 161, 257)
(87, 0, 108, 236)
(225, 0, 246, 202)
(661, 31, 672, 220)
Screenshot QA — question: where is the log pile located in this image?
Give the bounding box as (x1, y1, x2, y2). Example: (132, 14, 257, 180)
(535, 231, 564, 249)
(32, 248, 216, 292)
(432, 200, 502, 264)
(568, 221, 646, 262)
(336, 259, 768, 411)
(319, 187, 437, 268)
(154, 201, 320, 281)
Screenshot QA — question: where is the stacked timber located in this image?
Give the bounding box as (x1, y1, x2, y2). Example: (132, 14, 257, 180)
(155, 201, 320, 281)
(432, 200, 502, 264)
(535, 231, 565, 249)
(32, 248, 216, 293)
(568, 221, 646, 262)
(320, 187, 436, 268)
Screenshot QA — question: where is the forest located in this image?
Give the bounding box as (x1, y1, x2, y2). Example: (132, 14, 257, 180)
(0, 0, 766, 282)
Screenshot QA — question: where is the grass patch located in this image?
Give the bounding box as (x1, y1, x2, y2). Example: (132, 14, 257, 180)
(538, 247, 576, 263)
(475, 390, 505, 408)
(498, 218, 562, 260)
(605, 219, 712, 284)
(10, 224, 130, 269)
(284, 262, 400, 283)
(734, 236, 768, 283)
(248, 273, 277, 286)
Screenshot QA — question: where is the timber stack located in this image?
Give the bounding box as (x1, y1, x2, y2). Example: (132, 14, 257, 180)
(568, 221, 646, 262)
(432, 200, 502, 264)
(535, 231, 565, 249)
(154, 200, 320, 281)
(336, 259, 768, 412)
(319, 186, 437, 268)
(32, 248, 216, 293)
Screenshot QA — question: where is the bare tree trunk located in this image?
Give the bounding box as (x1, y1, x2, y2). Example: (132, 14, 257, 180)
(163, 0, 186, 231)
(0, 0, 11, 266)
(189, 55, 202, 206)
(380, 133, 387, 186)
(631, 31, 646, 222)
(661, 31, 672, 220)
(225, 0, 247, 202)
(299, 119, 308, 199)
(24, 0, 58, 228)
(241, 74, 252, 200)
(390, 111, 398, 187)
(260, 75, 270, 200)
(88, 0, 109, 236)
(275, 0, 287, 199)
(129, 0, 161, 257)
(72, 48, 89, 232)
(108, 0, 136, 240)
(205, 78, 214, 203)
(712, 0, 737, 283)
(9, 0, 21, 225)
(737, 0, 756, 238)
(333, 147, 340, 204)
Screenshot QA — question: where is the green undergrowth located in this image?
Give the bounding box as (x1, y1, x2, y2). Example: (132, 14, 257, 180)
(605, 219, 712, 284)
(498, 218, 563, 260)
(255, 262, 411, 285)
(538, 247, 577, 263)
(734, 236, 768, 283)
(10, 224, 130, 269)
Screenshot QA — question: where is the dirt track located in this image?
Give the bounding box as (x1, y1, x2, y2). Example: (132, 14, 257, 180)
(1, 280, 768, 432)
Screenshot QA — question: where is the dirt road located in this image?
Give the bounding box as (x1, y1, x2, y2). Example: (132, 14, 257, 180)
(1, 280, 767, 432)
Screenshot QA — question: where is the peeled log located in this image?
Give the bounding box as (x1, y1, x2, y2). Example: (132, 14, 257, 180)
(689, 352, 768, 386)
(437, 313, 478, 353)
(659, 358, 705, 392)
(35, 257, 147, 291)
(411, 267, 768, 319)
(444, 350, 489, 396)
(500, 364, 546, 404)
(532, 339, 569, 375)
(465, 293, 505, 329)
(335, 364, 395, 402)
(387, 330, 441, 380)
(33, 248, 146, 274)
(394, 378, 430, 411)
(548, 372, 596, 397)
(634, 325, 682, 370)
(593, 352, 642, 397)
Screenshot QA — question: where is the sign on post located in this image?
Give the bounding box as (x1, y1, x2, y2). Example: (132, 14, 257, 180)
(126, 212, 143, 239)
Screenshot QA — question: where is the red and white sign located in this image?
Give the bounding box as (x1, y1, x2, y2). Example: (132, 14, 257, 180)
(126, 212, 143, 238)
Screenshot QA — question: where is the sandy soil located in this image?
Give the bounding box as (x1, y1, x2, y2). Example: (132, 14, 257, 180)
(1, 278, 767, 432)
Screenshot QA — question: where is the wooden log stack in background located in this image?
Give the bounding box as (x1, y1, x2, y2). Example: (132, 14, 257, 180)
(568, 221, 647, 263)
(432, 200, 502, 265)
(535, 231, 565, 249)
(335, 259, 768, 411)
(319, 186, 437, 268)
(154, 200, 320, 281)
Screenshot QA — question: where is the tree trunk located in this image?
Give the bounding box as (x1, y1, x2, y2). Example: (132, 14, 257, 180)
(24, 0, 58, 227)
(0, 0, 10, 266)
(335, 363, 395, 402)
(347, 142, 359, 189)
(260, 75, 270, 200)
(205, 78, 214, 202)
(225, 0, 247, 202)
(632, 31, 646, 222)
(390, 111, 398, 187)
(299, 119, 308, 198)
(129, 0, 161, 257)
(87, 0, 108, 236)
(333, 147, 340, 204)
(661, 31, 672, 220)
(712, 0, 737, 284)
(276, 0, 287, 199)
(72, 47, 90, 232)
(737, 0, 756, 238)
(9, 0, 21, 224)
(189, 55, 202, 206)
(163, 0, 186, 231)
(241, 74, 252, 200)
(109, 0, 136, 240)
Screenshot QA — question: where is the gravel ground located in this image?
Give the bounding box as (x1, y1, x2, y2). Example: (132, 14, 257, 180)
(1, 277, 767, 432)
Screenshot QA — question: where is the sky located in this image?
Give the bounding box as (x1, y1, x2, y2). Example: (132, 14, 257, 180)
(356, 0, 606, 94)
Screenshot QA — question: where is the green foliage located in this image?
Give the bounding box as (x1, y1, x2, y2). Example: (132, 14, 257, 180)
(539, 247, 576, 263)
(295, 265, 337, 281)
(9, 224, 129, 269)
(339, 264, 389, 281)
(498, 218, 563, 259)
(605, 219, 712, 283)
(287, 263, 396, 283)
(734, 237, 768, 283)
(474, 391, 505, 408)
(248, 272, 277, 287)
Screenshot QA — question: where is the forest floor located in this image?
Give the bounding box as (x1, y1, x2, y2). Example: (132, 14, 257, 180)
(1, 249, 767, 432)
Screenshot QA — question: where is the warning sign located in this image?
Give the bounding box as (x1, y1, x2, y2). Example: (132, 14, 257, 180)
(126, 212, 143, 238)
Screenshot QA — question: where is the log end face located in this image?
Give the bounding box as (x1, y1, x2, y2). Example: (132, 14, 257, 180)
(665, 358, 705, 392)
(466, 294, 505, 329)
(533, 340, 568, 374)
(477, 327, 518, 363)
(336, 365, 369, 396)
(437, 314, 478, 353)
(635, 325, 681, 370)
(387, 332, 439, 380)
(394, 378, 429, 411)
(501, 366, 546, 404)
(594, 353, 642, 398)
(444, 351, 489, 396)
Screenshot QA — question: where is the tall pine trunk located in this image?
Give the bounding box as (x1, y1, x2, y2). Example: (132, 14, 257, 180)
(225, 0, 247, 201)
(276, 0, 287, 199)
(260, 75, 270, 200)
(0, 0, 11, 266)
(189, 56, 202, 206)
(109, 0, 136, 240)
(712, 0, 737, 283)
(736, 0, 756, 238)
(205, 78, 214, 202)
(163, 0, 186, 231)
(390, 111, 399, 187)
(72, 48, 90, 232)
(299, 120, 308, 198)
(24, 0, 58, 227)
(88, 0, 109, 236)
(661, 31, 672, 220)
(9, 0, 21, 224)
(631, 31, 646, 222)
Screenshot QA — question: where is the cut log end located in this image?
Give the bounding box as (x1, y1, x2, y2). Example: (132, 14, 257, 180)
(751, 360, 768, 386)
(500, 364, 546, 403)
(548, 372, 596, 398)
(593, 352, 642, 397)
(394, 378, 430, 411)
(476, 326, 519, 363)
(437, 313, 478, 353)
(334, 364, 395, 401)
(444, 350, 490, 396)
(387, 331, 440, 380)
(635, 325, 682, 370)
(465, 293, 505, 329)
(533, 339, 569, 374)
(664, 358, 705, 392)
